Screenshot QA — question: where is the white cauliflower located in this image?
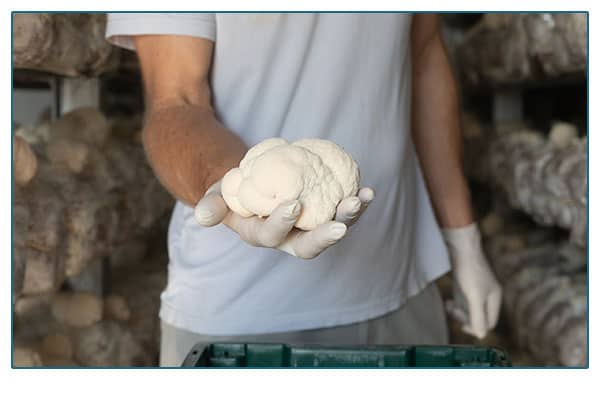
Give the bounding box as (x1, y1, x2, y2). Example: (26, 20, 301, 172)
(221, 138, 360, 230)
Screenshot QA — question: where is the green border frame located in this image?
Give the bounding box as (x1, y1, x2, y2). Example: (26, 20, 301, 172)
(10, 10, 590, 369)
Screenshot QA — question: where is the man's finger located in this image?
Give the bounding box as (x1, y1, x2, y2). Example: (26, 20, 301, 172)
(224, 201, 301, 247)
(358, 187, 375, 203)
(461, 324, 482, 339)
(257, 200, 301, 247)
(223, 212, 267, 246)
(335, 196, 361, 224)
(283, 221, 347, 259)
(467, 296, 488, 339)
(446, 300, 469, 325)
(335, 187, 375, 225)
(486, 288, 502, 329)
(195, 192, 229, 226)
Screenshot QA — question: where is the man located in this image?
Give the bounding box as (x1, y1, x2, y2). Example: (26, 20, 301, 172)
(106, 13, 502, 367)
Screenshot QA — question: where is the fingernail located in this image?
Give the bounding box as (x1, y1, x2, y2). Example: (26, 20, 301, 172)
(348, 197, 361, 211)
(194, 208, 213, 224)
(329, 223, 347, 239)
(284, 201, 301, 217)
(360, 188, 375, 202)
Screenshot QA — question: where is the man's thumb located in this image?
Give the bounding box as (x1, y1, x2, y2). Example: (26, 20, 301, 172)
(195, 192, 229, 226)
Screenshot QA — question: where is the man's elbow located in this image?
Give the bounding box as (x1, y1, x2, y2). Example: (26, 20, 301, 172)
(145, 85, 213, 115)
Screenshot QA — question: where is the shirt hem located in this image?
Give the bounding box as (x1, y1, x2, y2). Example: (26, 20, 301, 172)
(159, 264, 449, 336)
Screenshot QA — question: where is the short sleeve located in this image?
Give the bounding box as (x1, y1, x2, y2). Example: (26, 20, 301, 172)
(105, 13, 216, 51)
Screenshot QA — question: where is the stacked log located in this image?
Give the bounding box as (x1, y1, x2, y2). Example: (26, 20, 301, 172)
(461, 115, 587, 248)
(488, 125, 587, 247)
(13, 13, 118, 77)
(449, 13, 588, 367)
(14, 290, 154, 366)
(459, 13, 587, 86)
(11, 12, 170, 367)
(482, 218, 587, 366)
(460, 111, 587, 365)
(13, 107, 172, 299)
(111, 270, 166, 360)
(14, 245, 167, 367)
(13, 107, 172, 366)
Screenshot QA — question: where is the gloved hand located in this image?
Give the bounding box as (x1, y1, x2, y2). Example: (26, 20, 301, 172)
(194, 179, 375, 259)
(442, 223, 502, 339)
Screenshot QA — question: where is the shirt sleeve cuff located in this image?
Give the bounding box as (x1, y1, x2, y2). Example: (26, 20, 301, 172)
(105, 13, 216, 51)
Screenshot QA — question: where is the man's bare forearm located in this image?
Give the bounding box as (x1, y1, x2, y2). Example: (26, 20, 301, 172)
(133, 35, 247, 207)
(143, 103, 247, 206)
(411, 25, 474, 228)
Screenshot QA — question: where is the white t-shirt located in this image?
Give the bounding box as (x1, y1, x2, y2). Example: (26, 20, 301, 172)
(106, 13, 451, 335)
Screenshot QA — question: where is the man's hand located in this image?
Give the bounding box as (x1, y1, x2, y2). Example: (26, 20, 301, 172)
(442, 223, 502, 339)
(195, 178, 374, 259)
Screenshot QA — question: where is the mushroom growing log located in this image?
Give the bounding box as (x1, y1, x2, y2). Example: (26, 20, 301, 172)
(488, 128, 587, 247)
(51, 291, 103, 328)
(13, 136, 38, 186)
(12, 108, 173, 297)
(458, 13, 587, 86)
(483, 219, 587, 366)
(72, 320, 149, 366)
(13, 13, 118, 77)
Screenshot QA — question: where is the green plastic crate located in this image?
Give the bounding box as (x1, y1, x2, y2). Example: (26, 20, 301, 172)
(181, 343, 511, 367)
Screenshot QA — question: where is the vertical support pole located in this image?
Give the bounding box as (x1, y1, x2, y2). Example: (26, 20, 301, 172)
(58, 77, 101, 116)
(57, 77, 105, 295)
(50, 77, 61, 120)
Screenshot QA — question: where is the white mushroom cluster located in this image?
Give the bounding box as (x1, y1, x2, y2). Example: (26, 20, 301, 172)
(222, 138, 360, 230)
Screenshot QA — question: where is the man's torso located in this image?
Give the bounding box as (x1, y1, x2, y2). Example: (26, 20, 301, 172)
(159, 13, 450, 335)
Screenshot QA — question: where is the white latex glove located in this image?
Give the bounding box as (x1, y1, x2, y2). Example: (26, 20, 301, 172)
(442, 223, 503, 339)
(194, 179, 375, 259)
